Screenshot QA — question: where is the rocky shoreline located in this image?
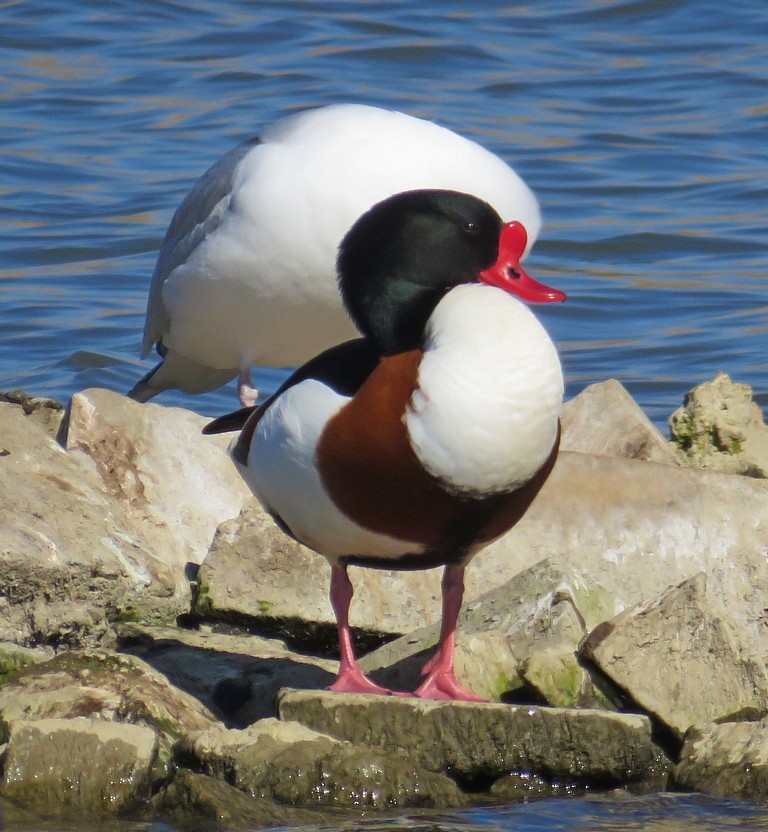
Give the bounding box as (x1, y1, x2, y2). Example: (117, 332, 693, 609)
(1, 374, 767, 828)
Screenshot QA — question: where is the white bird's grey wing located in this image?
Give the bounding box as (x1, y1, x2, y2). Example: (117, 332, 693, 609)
(141, 136, 261, 358)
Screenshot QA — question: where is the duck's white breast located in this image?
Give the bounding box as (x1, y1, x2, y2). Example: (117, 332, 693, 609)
(405, 284, 563, 497)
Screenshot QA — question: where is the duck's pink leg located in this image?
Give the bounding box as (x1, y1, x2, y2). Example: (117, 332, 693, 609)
(415, 565, 487, 702)
(237, 367, 258, 408)
(327, 563, 408, 696)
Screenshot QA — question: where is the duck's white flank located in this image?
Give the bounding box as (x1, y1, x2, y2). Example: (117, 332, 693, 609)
(235, 378, 422, 559)
(158, 104, 540, 372)
(405, 284, 563, 496)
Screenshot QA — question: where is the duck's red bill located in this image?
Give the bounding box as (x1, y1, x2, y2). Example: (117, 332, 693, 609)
(478, 221, 567, 304)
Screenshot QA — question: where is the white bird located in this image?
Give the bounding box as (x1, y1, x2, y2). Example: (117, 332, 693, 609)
(129, 103, 541, 407)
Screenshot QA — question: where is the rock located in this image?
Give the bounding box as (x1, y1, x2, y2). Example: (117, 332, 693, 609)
(674, 719, 768, 800)
(360, 558, 621, 705)
(0, 642, 53, 685)
(151, 768, 325, 829)
(177, 718, 464, 809)
(669, 372, 768, 477)
(60, 387, 253, 567)
(0, 651, 217, 745)
(582, 574, 768, 742)
(1, 717, 158, 816)
(197, 450, 768, 664)
(116, 623, 336, 725)
(0, 397, 187, 647)
(195, 499, 443, 641)
(0, 390, 64, 437)
(278, 689, 667, 789)
(476, 451, 768, 662)
(561, 380, 680, 465)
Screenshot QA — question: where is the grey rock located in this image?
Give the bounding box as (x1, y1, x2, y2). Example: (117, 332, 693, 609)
(669, 372, 768, 477)
(561, 379, 680, 465)
(582, 573, 768, 740)
(674, 718, 768, 799)
(278, 689, 666, 788)
(1, 717, 158, 816)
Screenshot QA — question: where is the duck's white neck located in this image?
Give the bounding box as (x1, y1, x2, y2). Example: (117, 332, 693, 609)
(405, 283, 563, 496)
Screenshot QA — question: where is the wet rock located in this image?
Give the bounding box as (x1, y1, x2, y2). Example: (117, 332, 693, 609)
(582, 574, 768, 742)
(177, 718, 464, 809)
(278, 689, 667, 789)
(360, 558, 621, 705)
(0, 642, 53, 685)
(151, 768, 325, 829)
(674, 719, 768, 800)
(116, 623, 336, 725)
(1, 717, 158, 816)
(561, 379, 680, 465)
(0, 650, 217, 745)
(669, 372, 768, 477)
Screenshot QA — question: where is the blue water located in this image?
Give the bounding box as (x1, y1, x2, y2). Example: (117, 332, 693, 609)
(2, 0, 766, 430)
(1, 4, 767, 822)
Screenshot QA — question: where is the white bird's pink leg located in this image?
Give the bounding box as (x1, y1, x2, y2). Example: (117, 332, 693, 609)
(237, 367, 258, 407)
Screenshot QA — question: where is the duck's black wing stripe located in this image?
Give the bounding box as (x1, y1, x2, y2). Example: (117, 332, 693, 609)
(202, 338, 380, 439)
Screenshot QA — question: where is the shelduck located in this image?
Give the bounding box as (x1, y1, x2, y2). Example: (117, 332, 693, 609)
(204, 189, 565, 700)
(129, 103, 541, 407)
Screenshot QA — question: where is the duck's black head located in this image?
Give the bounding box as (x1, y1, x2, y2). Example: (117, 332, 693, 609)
(337, 189, 564, 355)
(337, 190, 505, 355)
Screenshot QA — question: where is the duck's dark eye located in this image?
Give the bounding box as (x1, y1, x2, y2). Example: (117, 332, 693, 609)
(462, 220, 479, 235)
(508, 267, 521, 279)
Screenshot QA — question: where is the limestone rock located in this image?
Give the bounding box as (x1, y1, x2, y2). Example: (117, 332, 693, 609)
(669, 372, 768, 477)
(60, 387, 253, 567)
(196, 499, 443, 639)
(0, 650, 217, 744)
(476, 451, 768, 662)
(561, 379, 679, 465)
(177, 718, 464, 809)
(0, 398, 186, 647)
(582, 574, 768, 740)
(360, 558, 621, 705)
(1, 717, 158, 816)
(278, 689, 666, 788)
(674, 719, 768, 799)
(197, 450, 768, 665)
(116, 623, 336, 725)
(0, 390, 64, 437)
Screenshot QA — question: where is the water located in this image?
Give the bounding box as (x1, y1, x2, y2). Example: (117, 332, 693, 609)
(1, 2, 767, 828)
(2, 0, 766, 429)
